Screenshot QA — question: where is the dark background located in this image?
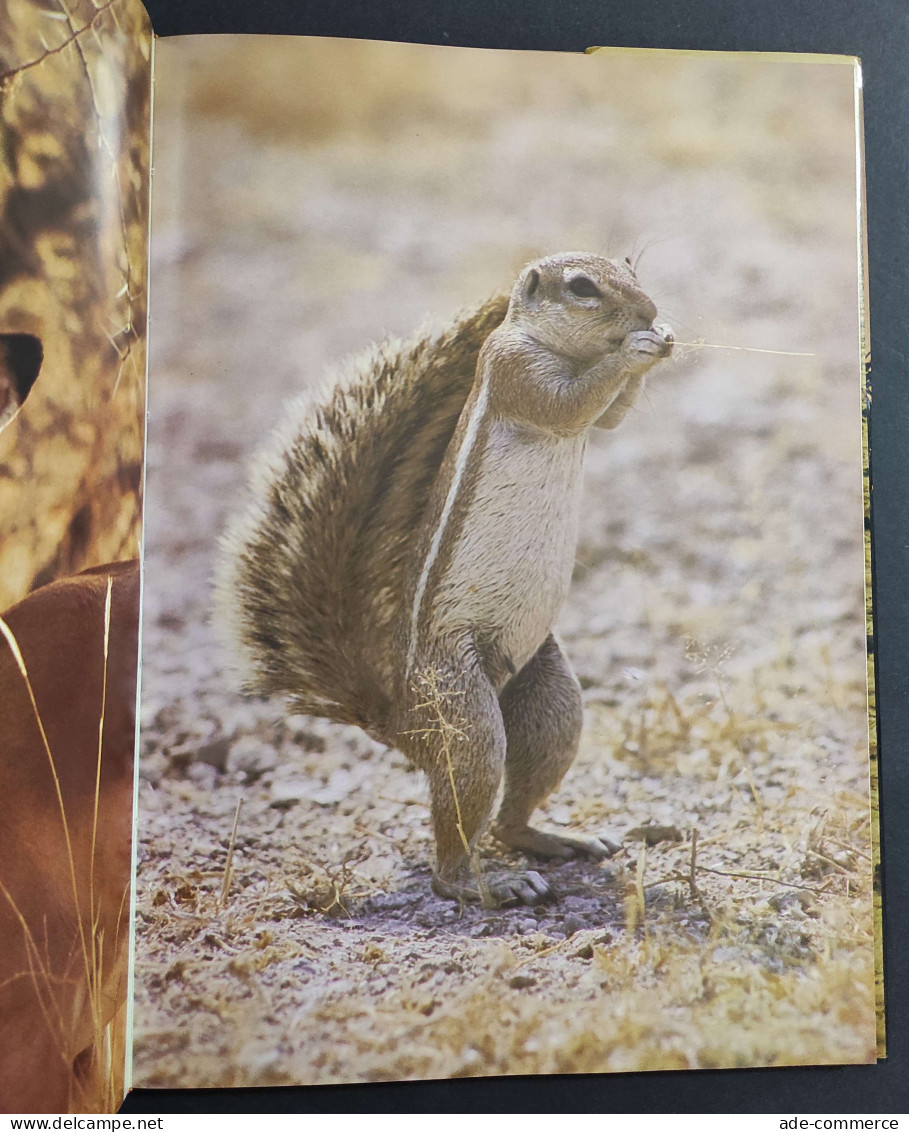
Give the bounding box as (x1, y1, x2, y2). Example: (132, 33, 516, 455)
(126, 0, 908, 1115)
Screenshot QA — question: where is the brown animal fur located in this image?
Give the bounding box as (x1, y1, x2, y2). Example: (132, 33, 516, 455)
(217, 295, 509, 736)
(0, 561, 138, 1113)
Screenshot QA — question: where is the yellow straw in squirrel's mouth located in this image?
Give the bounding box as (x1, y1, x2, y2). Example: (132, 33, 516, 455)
(671, 340, 816, 357)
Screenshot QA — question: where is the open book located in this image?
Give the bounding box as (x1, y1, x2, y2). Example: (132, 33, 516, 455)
(0, 0, 880, 1114)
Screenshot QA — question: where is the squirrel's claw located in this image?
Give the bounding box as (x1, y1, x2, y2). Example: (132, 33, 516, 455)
(581, 833, 623, 859)
(493, 824, 621, 862)
(431, 868, 552, 907)
(484, 869, 552, 908)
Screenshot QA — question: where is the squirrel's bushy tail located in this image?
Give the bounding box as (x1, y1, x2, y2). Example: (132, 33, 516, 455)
(215, 295, 509, 739)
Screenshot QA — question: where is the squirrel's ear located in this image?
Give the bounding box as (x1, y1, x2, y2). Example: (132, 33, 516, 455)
(523, 268, 541, 302)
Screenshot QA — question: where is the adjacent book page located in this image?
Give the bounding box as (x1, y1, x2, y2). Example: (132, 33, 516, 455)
(0, 0, 152, 1114)
(134, 34, 875, 1088)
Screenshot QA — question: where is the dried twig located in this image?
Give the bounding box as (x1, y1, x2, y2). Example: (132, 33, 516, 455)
(633, 842, 648, 935)
(805, 848, 854, 875)
(642, 828, 828, 902)
(827, 835, 871, 863)
(219, 799, 243, 907)
(0, 0, 120, 82)
(688, 829, 701, 901)
(696, 865, 827, 894)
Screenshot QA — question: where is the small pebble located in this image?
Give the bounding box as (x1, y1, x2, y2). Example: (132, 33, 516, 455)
(227, 735, 279, 778)
(562, 913, 588, 937)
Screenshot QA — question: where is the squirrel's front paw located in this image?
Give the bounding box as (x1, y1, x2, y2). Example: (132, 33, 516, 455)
(623, 324, 674, 362)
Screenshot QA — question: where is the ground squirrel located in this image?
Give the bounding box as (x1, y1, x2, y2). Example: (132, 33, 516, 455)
(216, 252, 673, 906)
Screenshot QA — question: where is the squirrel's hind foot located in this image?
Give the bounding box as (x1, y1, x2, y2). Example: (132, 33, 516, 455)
(493, 824, 621, 862)
(431, 868, 552, 908)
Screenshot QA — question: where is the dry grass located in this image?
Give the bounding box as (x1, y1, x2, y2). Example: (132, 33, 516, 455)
(404, 670, 490, 903)
(133, 643, 875, 1085)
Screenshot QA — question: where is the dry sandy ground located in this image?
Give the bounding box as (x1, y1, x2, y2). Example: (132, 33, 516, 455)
(132, 40, 875, 1087)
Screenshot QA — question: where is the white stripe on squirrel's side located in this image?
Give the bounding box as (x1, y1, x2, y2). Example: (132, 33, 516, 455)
(406, 372, 491, 676)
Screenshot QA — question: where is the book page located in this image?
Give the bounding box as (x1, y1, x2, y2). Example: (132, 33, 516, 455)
(0, 0, 152, 1115)
(135, 34, 875, 1089)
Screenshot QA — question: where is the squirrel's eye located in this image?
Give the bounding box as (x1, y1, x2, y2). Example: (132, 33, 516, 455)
(525, 269, 540, 298)
(568, 275, 601, 299)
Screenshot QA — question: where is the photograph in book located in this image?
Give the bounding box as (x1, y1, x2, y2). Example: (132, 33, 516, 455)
(0, 0, 151, 1115)
(134, 35, 877, 1086)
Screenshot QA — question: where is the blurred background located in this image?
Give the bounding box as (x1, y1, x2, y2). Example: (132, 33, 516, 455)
(151, 39, 859, 428)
